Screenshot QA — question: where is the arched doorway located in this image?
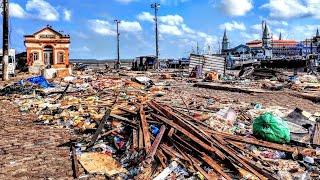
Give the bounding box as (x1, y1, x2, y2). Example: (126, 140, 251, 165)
(43, 45, 53, 67)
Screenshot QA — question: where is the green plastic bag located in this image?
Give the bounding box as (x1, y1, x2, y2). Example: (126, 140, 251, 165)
(253, 112, 290, 144)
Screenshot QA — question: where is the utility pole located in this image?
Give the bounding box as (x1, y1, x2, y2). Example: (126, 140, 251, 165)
(151, 3, 160, 69)
(114, 20, 121, 69)
(2, 0, 9, 81)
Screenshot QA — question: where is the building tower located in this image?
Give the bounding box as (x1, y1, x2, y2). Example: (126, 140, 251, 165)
(221, 29, 229, 53)
(262, 21, 273, 59)
(279, 32, 282, 40)
(262, 22, 272, 48)
(314, 28, 320, 53)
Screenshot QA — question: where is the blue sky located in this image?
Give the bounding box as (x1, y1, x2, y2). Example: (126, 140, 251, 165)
(3, 0, 320, 59)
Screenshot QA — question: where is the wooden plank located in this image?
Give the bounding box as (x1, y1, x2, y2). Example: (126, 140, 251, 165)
(138, 125, 144, 150)
(118, 106, 138, 115)
(152, 113, 225, 160)
(132, 129, 138, 150)
(87, 109, 111, 147)
(313, 122, 320, 145)
(208, 131, 299, 153)
(201, 154, 232, 180)
(160, 144, 187, 160)
(289, 92, 320, 103)
(194, 82, 267, 94)
(71, 142, 79, 179)
(140, 105, 151, 152)
(54, 83, 71, 103)
(145, 125, 166, 164)
(188, 154, 218, 180)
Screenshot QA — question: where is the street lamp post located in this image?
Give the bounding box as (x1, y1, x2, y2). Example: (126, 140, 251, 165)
(151, 3, 160, 69)
(2, 0, 9, 81)
(114, 20, 121, 69)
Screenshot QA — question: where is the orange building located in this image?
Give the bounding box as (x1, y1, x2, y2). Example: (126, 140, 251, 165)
(246, 39, 300, 57)
(24, 26, 70, 73)
(246, 39, 298, 48)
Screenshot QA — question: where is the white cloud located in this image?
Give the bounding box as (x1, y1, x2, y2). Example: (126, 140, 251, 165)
(26, 0, 59, 21)
(159, 14, 184, 25)
(8, 0, 67, 21)
(219, 21, 246, 31)
(221, 0, 253, 16)
(261, 0, 320, 19)
(138, 12, 216, 46)
(240, 32, 260, 40)
(63, 9, 71, 21)
(159, 24, 183, 36)
(138, 12, 185, 37)
(181, 24, 195, 34)
(89, 19, 142, 36)
(138, 12, 184, 25)
(10, 3, 27, 18)
(267, 20, 289, 26)
(291, 24, 319, 39)
(251, 24, 262, 31)
(261, 0, 309, 19)
(89, 20, 116, 36)
(120, 21, 142, 32)
(246, 22, 319, 41)
(137, 12, 154, 22)
(196, 32, 216, 45)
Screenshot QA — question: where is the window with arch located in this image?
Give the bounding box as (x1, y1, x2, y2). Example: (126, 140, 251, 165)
(58, 52, 64, 64)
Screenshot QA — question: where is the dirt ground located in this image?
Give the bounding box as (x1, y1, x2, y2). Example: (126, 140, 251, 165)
(0, 100, 73, 179)
(0, 73, 319, 179)
(181, 86, 320, 113)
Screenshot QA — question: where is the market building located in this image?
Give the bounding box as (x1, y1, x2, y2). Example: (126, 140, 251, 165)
(222, 21, 317, 60)
(24, 25, 71, 75)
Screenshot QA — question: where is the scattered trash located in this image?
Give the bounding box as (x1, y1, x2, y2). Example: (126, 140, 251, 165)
(1, 67, 320, 179)
(160, 73, 172, 79)
(216, 107, 237, 122)
(253, 112, 291, 144)
(206, 71, 219, 81)
(79, 152, 128, 176)
(303, 156, 315, 164)
(153, 161, 178, 180)
(26, 76, 54, 88)
(133, 76, 154, 87)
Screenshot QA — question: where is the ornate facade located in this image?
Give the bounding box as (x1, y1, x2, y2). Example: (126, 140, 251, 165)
(24, 26, 70, 69)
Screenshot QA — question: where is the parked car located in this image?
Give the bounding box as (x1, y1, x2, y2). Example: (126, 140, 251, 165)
(73, 63, 89, 71)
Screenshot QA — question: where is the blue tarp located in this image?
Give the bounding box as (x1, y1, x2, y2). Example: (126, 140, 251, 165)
(26, 76, 54, 88)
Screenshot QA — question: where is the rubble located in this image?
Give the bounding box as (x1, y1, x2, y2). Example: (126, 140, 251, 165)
(0, 68, 320, 179)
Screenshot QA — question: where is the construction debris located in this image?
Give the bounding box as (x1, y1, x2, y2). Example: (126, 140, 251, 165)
(79, 152, 128, 176)
(1, 67, 320, 179)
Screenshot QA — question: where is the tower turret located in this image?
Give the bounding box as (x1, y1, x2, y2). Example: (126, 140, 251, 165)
(222, 29, 229, 53)
(279, 32, 282, 40)
(262, 22, 272, 48)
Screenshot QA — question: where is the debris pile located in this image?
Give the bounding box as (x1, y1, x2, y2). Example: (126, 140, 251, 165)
(1, 70, 320, 179)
